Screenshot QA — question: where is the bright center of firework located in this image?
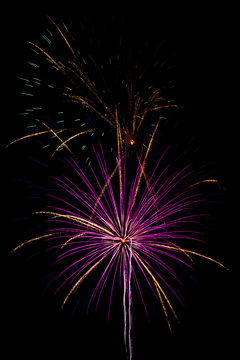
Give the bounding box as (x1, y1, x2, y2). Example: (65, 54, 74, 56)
(130, 139, 134, 146)
(121, 237, 127, 243)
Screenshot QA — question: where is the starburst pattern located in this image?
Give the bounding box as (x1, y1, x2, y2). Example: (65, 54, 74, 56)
(12, 141, 226, 358)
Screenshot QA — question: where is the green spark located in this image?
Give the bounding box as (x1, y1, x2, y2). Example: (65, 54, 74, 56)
(62, 21, 69, 33)
(42, 144, 50, 149)
(20, 92, 34, 96)
(28, 62, 39, 69)
(42, 34, 51, 44)
(47, 28, 53, 37)
(18, 112, 29, 116)
(27, 124, 37, 129)
(31, 48, 39, 55)
(18, 77, 29, 82)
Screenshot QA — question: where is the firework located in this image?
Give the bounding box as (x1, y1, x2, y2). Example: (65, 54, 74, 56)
(12, 137, 226, 359)
(9, 15, 183, 163)
(8, 14, 228, 360)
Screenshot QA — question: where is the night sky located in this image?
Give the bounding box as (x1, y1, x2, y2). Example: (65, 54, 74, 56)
(3, 4, 237, 359)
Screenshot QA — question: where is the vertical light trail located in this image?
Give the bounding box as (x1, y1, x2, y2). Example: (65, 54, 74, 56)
(123, 262, 128, 357)
(128, 240, 133, 360)
(123, 241, 133, 360)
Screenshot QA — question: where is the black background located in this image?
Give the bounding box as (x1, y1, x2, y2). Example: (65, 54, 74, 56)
(2, 3, 237, 359)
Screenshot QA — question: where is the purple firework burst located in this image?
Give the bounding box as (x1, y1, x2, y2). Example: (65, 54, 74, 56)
(13, 141, 225, 360)
(24, 141, 225, 359)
